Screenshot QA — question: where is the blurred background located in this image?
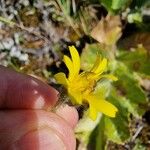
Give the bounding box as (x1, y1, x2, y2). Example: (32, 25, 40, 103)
(0, 0, 150, 149)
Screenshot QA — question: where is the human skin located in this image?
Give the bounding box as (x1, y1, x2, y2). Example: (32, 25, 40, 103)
(0, 66, 78, 150)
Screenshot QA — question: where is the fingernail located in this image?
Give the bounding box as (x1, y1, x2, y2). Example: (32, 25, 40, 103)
(12, 128, 66, 150)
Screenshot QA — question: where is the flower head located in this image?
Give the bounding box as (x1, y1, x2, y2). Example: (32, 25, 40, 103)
(54, 46, 118, 120)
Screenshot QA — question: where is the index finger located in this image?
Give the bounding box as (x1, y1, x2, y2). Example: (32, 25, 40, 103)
(0, 66, 59, 110)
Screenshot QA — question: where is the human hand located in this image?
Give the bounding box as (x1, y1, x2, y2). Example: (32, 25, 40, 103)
(0, 66, 78, 150)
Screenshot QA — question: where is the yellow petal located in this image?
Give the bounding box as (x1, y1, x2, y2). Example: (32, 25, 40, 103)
(69, 46, 80, 75)
(88, 103, 98, 120)
(89, 58, 108, 80)
(90, 56, 101, 73)
(68, 89, 82, 104)
(94, 58, 107, 74)
(63, 55, 75, 80)
(101, 74, 118, 81)
(87, 95, 118, 118)
(54, 72, 68, 87)
(95, 99, 118, 117)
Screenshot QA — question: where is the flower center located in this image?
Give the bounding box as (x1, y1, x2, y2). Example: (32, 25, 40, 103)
(69, 73, 96, 94)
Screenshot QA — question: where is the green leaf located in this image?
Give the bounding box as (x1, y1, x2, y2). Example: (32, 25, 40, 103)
(102, 61, 148, 144)
(118, 45, 150, 77)
(100, 0, 113, 13)
(104, 91, 130, 144)
(100, 0, 131, 12)
(112, 0, 129, 10)
(114, 61, 147, 116)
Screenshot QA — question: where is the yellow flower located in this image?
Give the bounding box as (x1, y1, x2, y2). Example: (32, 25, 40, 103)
(54, 46, 118, 120)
